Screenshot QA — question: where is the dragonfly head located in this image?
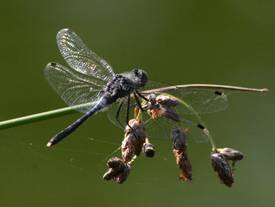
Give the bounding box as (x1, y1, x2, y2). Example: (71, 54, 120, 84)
(130, 68, 148, 88)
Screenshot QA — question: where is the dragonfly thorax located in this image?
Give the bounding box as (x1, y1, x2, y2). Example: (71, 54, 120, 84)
(120, 68, 148, 88)
(103, 75, 137, 103)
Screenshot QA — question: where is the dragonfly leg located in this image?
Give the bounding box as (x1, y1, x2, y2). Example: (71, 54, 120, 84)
(136, 91, 149, 102)
(115, 101, 125, 129)
(126, 95, 139, 138)
(134, 92, 146, 111)
(126, 95, 131, 126)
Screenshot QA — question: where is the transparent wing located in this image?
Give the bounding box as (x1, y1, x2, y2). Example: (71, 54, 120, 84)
(44, 62, 104, 113)
(56, 28, 115, 82)
(141, 84, 267, 114)
(107, 97, 211, 144)
(165, 88, 228, 114)
(106, 84, 266, 143)
(143, 115, 211, 144)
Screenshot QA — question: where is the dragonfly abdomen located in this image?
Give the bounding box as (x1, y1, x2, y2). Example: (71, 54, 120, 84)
(47, 96, 109, 147)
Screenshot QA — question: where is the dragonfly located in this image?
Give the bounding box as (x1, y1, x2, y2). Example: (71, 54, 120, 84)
(45, 28, 268, 147)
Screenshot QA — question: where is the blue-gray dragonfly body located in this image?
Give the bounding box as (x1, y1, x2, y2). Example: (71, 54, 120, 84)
(45, 29, 148, 146)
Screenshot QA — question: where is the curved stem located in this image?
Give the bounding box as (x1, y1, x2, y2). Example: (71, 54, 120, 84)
(142, 84, 268, 94)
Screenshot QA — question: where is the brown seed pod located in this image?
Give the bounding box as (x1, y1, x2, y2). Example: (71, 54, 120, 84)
(144, 94, 181, 122)
(103, 157, 131, 184)
(211, 152, 234, 187)
(114, 164, 131, 184)
(121, 119, 146, 163)
(171, 128, 187, 151)
(173, 150, 192, 181)
(171, 127, 192, 181)
(142, 142, 155, 158)
(156, 95, 179, 107)
(216, 148, 244, 162)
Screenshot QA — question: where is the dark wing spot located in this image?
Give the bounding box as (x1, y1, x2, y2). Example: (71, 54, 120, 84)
(214, 91, 223, 96)
(50, 62, 57, 67)
(197, 124, 205, 130)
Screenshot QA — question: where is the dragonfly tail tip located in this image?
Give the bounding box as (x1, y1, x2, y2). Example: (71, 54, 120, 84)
(46, 142, 53, 147)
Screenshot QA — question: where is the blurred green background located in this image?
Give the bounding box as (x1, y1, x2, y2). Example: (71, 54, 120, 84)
(0, 0, 274, 206)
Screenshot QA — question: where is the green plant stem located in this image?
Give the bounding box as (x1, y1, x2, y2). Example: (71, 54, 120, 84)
(0, 103, 92, 130)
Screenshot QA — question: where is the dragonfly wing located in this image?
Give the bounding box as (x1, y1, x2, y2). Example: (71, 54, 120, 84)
(56, 28, 115, 82)
(138, 84, 267, 142)
(44, 62, 104, 113)
(141, 84, 266, 114)
(143, 115, 210, 144)
(105, 92, 211, 144)
(166, 88, 229, 114)
(105, 95, 209, 144)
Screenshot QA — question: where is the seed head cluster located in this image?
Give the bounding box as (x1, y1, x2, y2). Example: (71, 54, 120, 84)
(103, 93, 244, 187)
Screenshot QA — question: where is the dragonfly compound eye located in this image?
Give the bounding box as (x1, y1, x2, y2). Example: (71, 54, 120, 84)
(131, 68, 148, 87)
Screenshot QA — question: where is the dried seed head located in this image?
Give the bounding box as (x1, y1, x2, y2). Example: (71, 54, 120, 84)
(103, 157, 124, 181)
(147, 94, 157, 103)
(124, 119, 146, 139)
(171, 128, 187, 151)
(156, 95, 179, 107)
(162, 108, 181, 122)
(122, 119, 146, 163)
(144, 94, 181, 122)
(211, 152, 234, 187)
(142, 142, 155, 157)
(216, 148, 244, 161)
(103, 157, 131, 184)
(173, 150, 192, 181)
(114, 164, 131, 184)
(106, 157, 124, 169)
(121, 133, 145, 163)
(103, 168, 116, 181)
(171, 128, 192, 181)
